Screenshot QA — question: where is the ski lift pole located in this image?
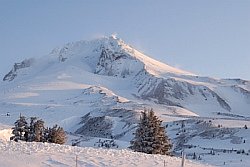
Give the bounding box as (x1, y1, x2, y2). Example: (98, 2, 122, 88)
(76, 155, 78, 167)
(181, 150, 185, 167)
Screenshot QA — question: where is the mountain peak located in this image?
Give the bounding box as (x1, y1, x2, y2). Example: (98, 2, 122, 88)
(110, 33, 118, 39)
(3, 36, 194, 82)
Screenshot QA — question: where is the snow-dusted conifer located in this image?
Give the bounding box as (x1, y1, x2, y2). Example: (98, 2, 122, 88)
(130, 108, 172, 155)
(33, 119, 45, 142)
(48, 125, 67, 144)
(28, 117, 37, 142)
(11, 114, 28, 141)
(11, 115, 66, 144)
(43, 127, 50, 142)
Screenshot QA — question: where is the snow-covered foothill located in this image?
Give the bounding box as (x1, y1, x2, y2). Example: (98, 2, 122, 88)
(0, 127, 210, 167)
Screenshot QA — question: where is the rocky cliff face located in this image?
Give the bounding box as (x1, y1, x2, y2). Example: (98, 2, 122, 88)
(134, 70, 232, 112)
(95, 47, 144, 78)
(3, 58, 34, 81)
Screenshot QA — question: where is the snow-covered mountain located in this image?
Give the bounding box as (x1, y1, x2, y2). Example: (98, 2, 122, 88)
(1, 35, 250, 166)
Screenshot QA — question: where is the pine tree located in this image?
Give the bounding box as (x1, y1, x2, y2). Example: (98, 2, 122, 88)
(28, 117, 37, 142)
(10, 115, 66, 144)
(48, 125, 67, 144)
(10, 114, 29, 141)
(43, 127, 50, 142)
(130, 108, 172, 155)
(33, 119, 45, 142)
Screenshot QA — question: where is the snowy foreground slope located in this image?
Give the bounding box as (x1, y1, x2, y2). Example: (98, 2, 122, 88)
(0, 128, 209, 167)
(1, 35, 250, 166)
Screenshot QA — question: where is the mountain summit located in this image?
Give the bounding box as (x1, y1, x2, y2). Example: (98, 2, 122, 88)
(3, 36, 193, 82)
(2, 35, 250, 116)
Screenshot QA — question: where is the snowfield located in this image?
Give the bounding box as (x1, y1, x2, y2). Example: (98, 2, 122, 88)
(0, 128, 209, 167)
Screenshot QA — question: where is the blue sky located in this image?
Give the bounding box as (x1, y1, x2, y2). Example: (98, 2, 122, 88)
(0, 0, 249, 79)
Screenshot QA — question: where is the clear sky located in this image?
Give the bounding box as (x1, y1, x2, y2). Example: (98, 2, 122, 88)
(0, 0, 249, 80)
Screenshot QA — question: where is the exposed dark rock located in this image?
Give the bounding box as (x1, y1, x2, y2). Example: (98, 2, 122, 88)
(231, 85, 250, 98)
(95, 47, 143, 78)
(135, 70, 231, 111)
(75, 115, 113, 138)
(3, 58, 34, 81)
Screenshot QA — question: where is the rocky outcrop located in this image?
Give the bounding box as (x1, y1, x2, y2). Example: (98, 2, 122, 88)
(75, 114, 113, 138)
(231, 85, 250, 98)
(135, 70, 231, 112)
(75, 108, 139, 139)
(3, 58, 34, 81)
(73, 86, 141, 139)
(95, 47, 144, 78)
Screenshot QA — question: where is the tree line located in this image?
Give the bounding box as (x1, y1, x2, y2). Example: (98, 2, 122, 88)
(10, 109, 172, 156)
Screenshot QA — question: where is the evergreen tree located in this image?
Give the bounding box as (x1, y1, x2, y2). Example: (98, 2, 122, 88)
(48, 125, 67, 144)
(28, 117, 37, 142)
(130, 108, 172, 155)
(43, 127, 50, 142)
(33, 119, 45, 142)
(10, 115, 66, 145)
(11, 114, 28, 141)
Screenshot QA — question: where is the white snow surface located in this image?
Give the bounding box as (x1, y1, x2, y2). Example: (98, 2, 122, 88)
(0, 128, 209, 167)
